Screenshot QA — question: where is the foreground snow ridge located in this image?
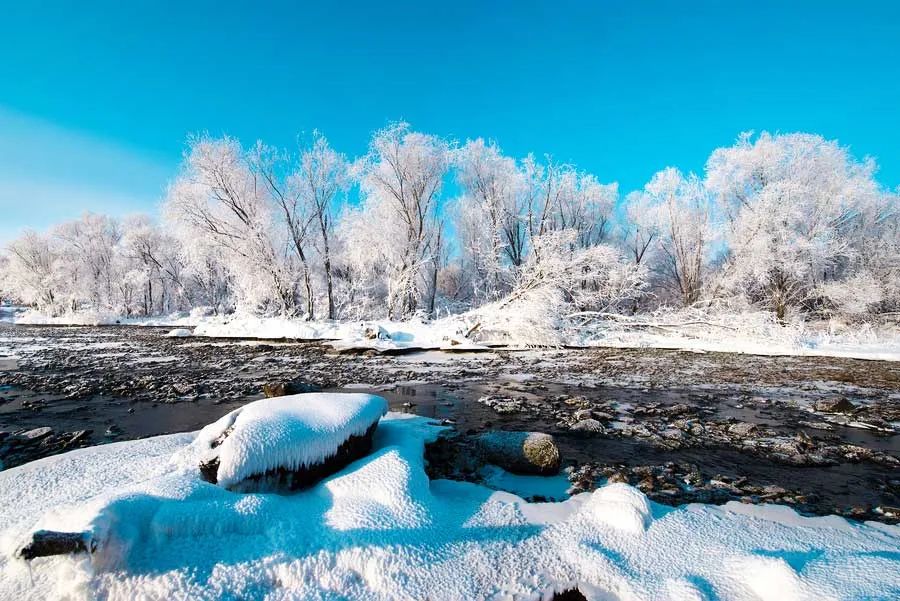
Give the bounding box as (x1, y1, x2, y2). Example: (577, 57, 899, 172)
(192, 393, 388, 489)
(0, 408, 898, 600)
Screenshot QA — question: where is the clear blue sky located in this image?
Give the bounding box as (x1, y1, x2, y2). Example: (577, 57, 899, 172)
(1, 0, 898, 243)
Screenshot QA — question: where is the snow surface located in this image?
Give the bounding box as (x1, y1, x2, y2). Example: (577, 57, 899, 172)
(1, 411, 899, 600)
(188, 393, 388, 488)
(165, 328, 193, 338)
(582, 328, 900, 362)
(11, 308, 900, 361)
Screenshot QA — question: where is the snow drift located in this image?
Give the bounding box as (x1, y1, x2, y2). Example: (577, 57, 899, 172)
(1, 408, 898, 600)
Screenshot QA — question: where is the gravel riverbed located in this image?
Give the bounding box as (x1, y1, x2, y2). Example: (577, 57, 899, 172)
(1, 322, 898, 523)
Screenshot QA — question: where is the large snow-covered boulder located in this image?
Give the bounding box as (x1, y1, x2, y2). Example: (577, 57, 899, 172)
(194, 393, 388, 492)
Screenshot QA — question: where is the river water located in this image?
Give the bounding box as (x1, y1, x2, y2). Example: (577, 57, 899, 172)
(1, 322, 898, 522)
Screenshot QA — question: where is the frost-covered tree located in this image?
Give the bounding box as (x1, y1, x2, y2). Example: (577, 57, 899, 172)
(354, 123, 450, 319)
(629, 168, 714, 306)
(164, 135, 298, 315)
(522, 156, 617, 256)
(292, 132, 349, 320)
(1, 230, 59, 312)
(119, 215, 186, 316)
(454, 139, 525, 302)
(250, 142, 317, 319)
(476, 229, 646, 345)
(53, 213, 123, 312)
(706, 132, 881, 319)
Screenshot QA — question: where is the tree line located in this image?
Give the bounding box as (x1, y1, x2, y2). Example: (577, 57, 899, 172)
(2, 125, 898, 325)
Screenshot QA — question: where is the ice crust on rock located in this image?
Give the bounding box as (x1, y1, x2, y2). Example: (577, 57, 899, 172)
(191, 393, 388, 489)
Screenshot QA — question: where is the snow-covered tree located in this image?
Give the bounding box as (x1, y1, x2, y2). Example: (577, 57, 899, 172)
(1, 230, 60, 312)
(522, 156, 617, 255)
(628, 168, 714, 307)
(118, 215, 186, 316)
(164, 135, 298, 315)
(706, 132, 881, 319)
(475, 229, 646, 345)
(292, 132, 349, 320)
(53, 213, 123, 312)
(354, 123, 450, 319)
(454, 139, 524, 302)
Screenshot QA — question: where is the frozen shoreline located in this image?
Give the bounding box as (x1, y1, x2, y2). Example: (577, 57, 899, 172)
(1, 412, 898, 600)
(8, 308, 900, 362)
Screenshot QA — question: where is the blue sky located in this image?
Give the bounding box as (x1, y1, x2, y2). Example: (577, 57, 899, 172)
(1, 1, 898, 243)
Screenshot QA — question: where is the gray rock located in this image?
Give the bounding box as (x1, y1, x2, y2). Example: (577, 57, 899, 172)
(20, 427, 53, 440)
(262, 381, 321, 398)
(728, 422, 757, 437)
(814, 397, 856, 413)
(473, 431, 561, 475)
(570, 419, 604, 433)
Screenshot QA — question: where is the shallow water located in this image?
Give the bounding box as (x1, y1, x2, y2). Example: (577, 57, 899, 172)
(1, 322, 898, 520)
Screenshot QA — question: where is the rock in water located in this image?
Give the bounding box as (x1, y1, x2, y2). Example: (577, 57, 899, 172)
(262, 381, 321, 398)
(363, 324, 391, 340)
(814, 398, 856, 413)
(473, 431, 561, 475)
(194, 393, 388, 492)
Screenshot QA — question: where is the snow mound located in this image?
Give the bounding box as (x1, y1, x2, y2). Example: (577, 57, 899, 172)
(164, 328, 192, 337)
(579, 482, 653, 534)
(2, 416, 899, 600)
(189, 393, 388, 488)
(324, 446, 431, 530)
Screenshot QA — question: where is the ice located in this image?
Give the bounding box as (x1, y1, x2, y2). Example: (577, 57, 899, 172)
(1, 408, 899, 599)
(188, 393, 388, 488)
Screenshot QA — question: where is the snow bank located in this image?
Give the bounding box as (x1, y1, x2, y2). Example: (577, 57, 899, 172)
(1, 412, 899, 600)
(187, 393, 388, 489)
(11, 306, 900, 361)
(578, 310, 900, 361)
(12, 309, 199, 328)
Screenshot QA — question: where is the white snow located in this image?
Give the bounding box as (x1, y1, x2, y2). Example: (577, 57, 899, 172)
(187, 393, 388, 488)
(164, 328, 192, 338)
(1, 409, 899, 600)
(10, 307, 900, 361)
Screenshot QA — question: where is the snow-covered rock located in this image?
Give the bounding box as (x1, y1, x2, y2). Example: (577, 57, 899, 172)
(191, 393, 388, 491)
(164, 328, 192, 338)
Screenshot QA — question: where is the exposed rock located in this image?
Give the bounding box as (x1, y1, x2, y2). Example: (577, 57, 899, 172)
(551, 588, 588, 601)
(262, 381, 321, 398)
(478, 395, 527, 415)
(18, 530, 93, 560)
(363, 324, 391, 340)
(815, 397, 856, 413)
(570, 419, 604, 433)
(20, 427, 53, 440)
(728, 422, 757, 436)
(473, 431, 560, 475)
